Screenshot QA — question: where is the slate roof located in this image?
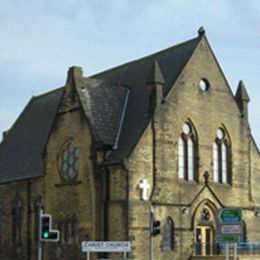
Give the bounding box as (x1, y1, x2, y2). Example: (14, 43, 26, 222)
(0, 88, 63, 183)
(77, 78, 129, 146)
(0, 35, 201, 182)
(93, 36, 200, 163)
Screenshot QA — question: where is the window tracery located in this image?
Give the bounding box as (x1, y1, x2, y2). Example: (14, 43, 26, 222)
(213, 128, 231, 184)
(60, 141, 80, 180)
(178, 122, 198, 181)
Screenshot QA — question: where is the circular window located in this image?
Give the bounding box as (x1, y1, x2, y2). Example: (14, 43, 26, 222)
(199, 79, 210, 92)
(216, 128, 224, 140)
(183, 123, 191, 135)
(60, 142, 80, 179)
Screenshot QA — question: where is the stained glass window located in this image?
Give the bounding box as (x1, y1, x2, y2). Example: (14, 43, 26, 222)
(60, 142, 80, 179)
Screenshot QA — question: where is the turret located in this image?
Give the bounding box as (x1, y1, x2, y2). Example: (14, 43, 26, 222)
(235, 80, 250, 119)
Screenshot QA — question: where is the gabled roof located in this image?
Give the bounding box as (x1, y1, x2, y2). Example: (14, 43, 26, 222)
(93, 36, 200, 163)
(0, 34, 201, 182)
(77, 77, 129, 146)
(0, 88, 63, 183)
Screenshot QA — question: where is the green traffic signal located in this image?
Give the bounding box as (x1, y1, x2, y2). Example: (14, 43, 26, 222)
(43, 232, 49, 239)
(40, 211, 60, 242)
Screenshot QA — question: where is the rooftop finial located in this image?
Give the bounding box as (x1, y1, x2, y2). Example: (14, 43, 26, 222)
(203, 171, 209, 185)
(198, 26, 205, 37)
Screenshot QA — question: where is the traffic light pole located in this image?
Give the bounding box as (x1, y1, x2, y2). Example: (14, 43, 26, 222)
(149, 206, 153, 260)
(37, 209, 43, 260)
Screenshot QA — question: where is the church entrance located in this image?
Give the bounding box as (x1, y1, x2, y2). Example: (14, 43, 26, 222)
(193, 200, 218, 256)
(195, 225, 214, 255)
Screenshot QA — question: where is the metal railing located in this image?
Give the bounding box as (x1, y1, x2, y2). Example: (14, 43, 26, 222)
(194, 242, 260, 256)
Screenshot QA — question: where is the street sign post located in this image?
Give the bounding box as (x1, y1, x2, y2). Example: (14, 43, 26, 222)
(217, 208, 243, 241)
(81, 241, 131, 260)
(217, 208, 242, 260)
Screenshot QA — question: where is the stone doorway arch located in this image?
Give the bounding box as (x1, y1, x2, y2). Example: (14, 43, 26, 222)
(192, 200, 218, 256)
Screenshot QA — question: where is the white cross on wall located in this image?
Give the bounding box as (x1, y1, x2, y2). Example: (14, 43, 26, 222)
(138, 179, 150, 201)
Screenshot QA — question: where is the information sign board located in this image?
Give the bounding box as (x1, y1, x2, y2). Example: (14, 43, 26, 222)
(221, 224, 241, 234)
(218, 208, 242, 223)
(217, 235, 240, 243)
(81, 241, 131, 253)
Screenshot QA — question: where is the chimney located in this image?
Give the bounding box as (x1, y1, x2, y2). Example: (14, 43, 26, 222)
(66, 66, 84, 87)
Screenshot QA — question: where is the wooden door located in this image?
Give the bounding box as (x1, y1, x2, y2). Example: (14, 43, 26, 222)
(195, 226, 214, 255)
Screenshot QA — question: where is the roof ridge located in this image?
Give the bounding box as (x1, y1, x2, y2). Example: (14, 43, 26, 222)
(91, 36, 199, 78)
(33, 86, 64, 99)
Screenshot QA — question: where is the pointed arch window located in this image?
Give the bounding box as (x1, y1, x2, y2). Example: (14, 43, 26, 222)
(178, 122, 198, 181)
(65, 214, 79, 244)
(34, 196, 44, 243)
(58, 217, 66, 244)
(213, 128, 231, 184)
(0, 204, 2, 245)
(12, 197, 22, 245)
(161, 217, 175, 251)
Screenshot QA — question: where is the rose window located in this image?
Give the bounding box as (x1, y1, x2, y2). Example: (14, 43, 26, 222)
(60, 142, 80, 179)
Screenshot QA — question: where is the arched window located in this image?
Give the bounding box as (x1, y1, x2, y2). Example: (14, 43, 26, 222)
(34, 196, 44, 243)
(213, 128, 231, 184)
(161, 217, 175, 251)
(12, 197, 22, 245)
(178, 122, 198, 181)
(65, 214, 79, 244)
(71, 214, 79, 244)
(58, 217, 66, 244)
(0, 204, 2, 245)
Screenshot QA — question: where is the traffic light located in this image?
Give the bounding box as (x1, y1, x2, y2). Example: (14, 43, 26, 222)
(150, 212, 161, 237)
(40, 211, 60, 242)
(152, 220, 161, 236)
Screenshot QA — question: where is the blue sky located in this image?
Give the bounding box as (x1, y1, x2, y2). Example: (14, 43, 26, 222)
(0, 0, 259, 147)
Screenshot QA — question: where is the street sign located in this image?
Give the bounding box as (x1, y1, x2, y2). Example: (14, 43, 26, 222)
(217, 235, 240, 243)
(218, 208, 242, 223)
(81, 241, 131, 253)
(217, 208, 243, 244)
(221, 224, 242, 234)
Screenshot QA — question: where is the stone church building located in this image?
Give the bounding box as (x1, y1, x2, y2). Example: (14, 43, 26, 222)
(0, 28, 259, 260)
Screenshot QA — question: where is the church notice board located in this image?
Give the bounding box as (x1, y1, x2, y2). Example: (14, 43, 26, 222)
(216, 208, 243, 243)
